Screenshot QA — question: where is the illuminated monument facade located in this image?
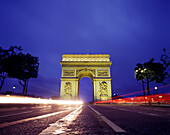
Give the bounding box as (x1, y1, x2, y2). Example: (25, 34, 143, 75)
(60, 54, 112, 101)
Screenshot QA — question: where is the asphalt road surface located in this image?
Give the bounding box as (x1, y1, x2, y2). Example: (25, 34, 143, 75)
(0, 104, 169, 135)
(91, 104, 170, 135)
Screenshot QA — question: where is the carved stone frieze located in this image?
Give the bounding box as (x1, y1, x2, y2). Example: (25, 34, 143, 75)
(97, 70, 108, 76)
(62, 54, 110, 61)
(63, 70, 75, 76)
(62, 65, 110, 67)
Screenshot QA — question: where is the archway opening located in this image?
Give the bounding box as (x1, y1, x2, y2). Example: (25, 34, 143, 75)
(79, 77, 93, 103)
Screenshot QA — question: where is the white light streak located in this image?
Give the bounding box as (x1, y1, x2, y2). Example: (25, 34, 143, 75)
(0, 95, 83, 105)
(39, 106, 82, 135)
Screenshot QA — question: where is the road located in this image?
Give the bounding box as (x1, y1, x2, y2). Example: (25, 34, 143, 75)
(0, 104, 169, 135)
(91, 104, 170, 135)
(0, 104, 81, 135)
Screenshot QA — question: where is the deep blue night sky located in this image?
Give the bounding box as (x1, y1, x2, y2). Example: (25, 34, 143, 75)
(0, 0, 170, 102)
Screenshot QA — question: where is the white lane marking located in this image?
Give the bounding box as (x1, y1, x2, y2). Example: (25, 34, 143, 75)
(39, 106, 82, 135)
(147, 113, 159, 116)
(138, 111, 142, 114)
(0, 111, 33, 118)
(137, 111, 159, 116)
(137, 107, 165, 112)
(99, 106, 162, 116)
(153, 109, 165, 112)
(105, 106, 131, 112)
(89, 105, 102, 116)
(132, 106, 167, 113)
(117, 108, 127, 111)
(88, 105, 126, 133)
(100, 116, 126, 132)
(98, 106, 130, 112)
(0, 110, 70, 128)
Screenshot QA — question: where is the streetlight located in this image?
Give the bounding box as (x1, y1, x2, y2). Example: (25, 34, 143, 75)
(13, 85, 16, 93)
(155, 86, 158, 94)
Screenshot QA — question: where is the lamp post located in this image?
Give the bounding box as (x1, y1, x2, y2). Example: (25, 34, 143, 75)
(155, 86, 158, 94)
(135, 68, 146, 96)
(13, 85, 16, 93)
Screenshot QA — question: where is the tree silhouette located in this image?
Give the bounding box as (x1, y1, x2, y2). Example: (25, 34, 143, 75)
(161, 48, 170, 83)
(0, 47, 7, 90)
(134, 63, 146, 95)
(135, 58, 167, 95)
(8, 53, 39, 94)
(0, 46, 22, 91)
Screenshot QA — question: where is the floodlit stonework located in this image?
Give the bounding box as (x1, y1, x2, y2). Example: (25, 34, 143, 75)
(60, 54, 112, 101)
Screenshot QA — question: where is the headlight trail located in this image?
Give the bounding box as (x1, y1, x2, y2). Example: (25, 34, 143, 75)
(0, 95, 83, 105)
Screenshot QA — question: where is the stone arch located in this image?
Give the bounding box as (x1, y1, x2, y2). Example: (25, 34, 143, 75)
(60, 54, 112, 101)
(77, 69, 94, 80)
(77, 70, 94, 101)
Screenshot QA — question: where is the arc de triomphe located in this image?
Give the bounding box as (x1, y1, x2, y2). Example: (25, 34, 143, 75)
(60, 54, 112, 101)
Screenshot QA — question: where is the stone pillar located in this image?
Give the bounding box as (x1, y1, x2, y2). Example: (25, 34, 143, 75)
(93, 78, 112, 101)
(60, 78, 79, 100)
